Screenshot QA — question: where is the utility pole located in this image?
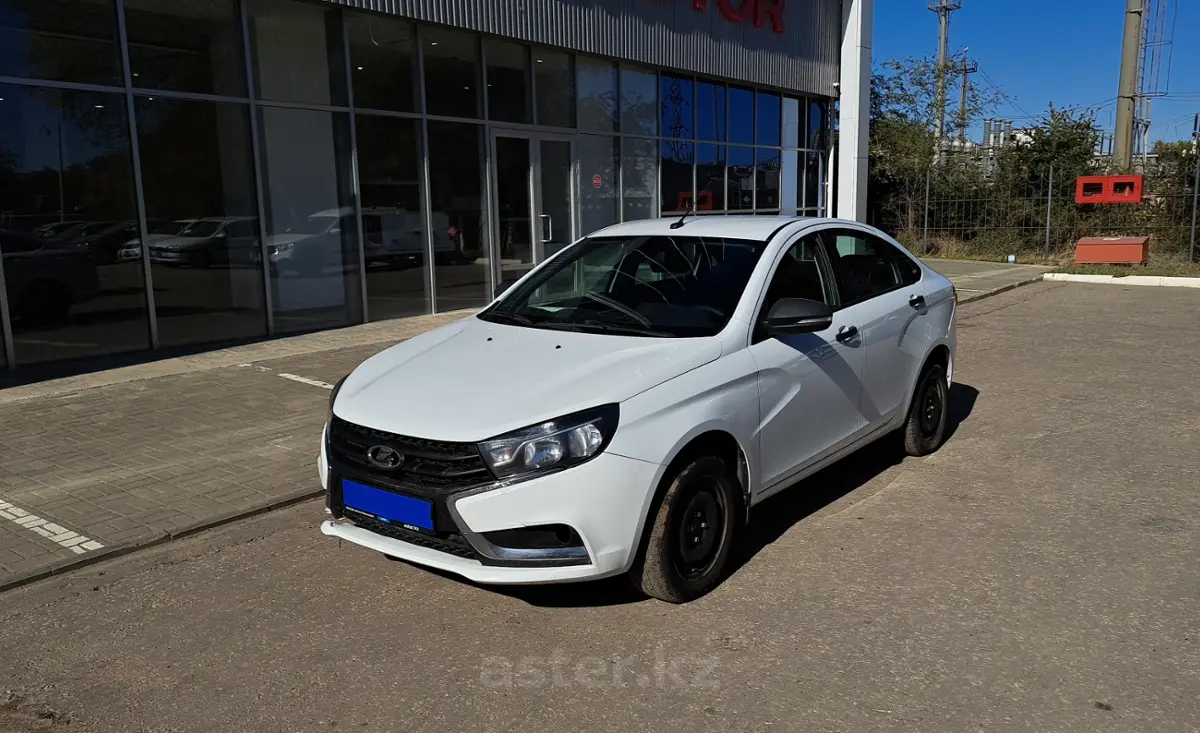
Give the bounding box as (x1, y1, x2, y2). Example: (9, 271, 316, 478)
(956, 57, 979, 144)
(929, 0, 962, 142)
(1114, 0, 1144, 170)
(1190, 113, 1198, 263)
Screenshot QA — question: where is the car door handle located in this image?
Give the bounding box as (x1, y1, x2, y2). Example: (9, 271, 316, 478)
(836, 325, 859, 344)
(909, 294, 926, 310)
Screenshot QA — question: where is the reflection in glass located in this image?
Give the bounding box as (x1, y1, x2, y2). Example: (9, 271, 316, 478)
(756, 92, 780, 146)
(424, 28, 479, 119)
(728, 87, 754, 146)
(485, 40, 530, 124)
(696, 144, 726, 211)
(578, 135, 617, 236)
(356, 115, 428, 321)
(535, 50, 574, 128)
(660, 75, 693, 139)
(782, 97, 801, 148)
(620, 67, 657, 136)
(755, 148, 780, 210)
(0, 0, 122, 86)
(246, 0, 346, 106)
(727, 146, 754, 211)
(494, 136, 533, 286)
(346, 12, 414, 113)
(808, 100, 826, 149)
(0, 84, 146, 365)
(124, 0, 245, 97)
(576, 57, 617, 133)
(696, 81, 725, 142)
(257, 106, 359, 333)
(135, 96, 264, 346)
(540, 139, 574, 256)
(805, 152, 822, 210)
(660, 141, 693, 215)
(780, 150, 798, 215)
(427, 122, 487, 311)
(621, 138, 656, 222)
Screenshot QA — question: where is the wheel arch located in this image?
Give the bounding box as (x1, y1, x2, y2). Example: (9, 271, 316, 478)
(902, 341, 953, 419)
(626, 428, 752, 573)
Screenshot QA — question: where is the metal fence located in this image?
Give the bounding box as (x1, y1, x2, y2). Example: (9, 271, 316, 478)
(877, 158, 1199, 263)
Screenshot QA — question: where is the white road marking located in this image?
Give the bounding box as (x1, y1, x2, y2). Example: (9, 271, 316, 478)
(276, 373, 334, 390)
(238, 364, 334, 391)
(0, 498, 105, 556)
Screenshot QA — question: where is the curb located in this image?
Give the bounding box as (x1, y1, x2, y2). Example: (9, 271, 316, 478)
(957, 275, 1048, 305)
(1043, 273, 1200, 288)
(0, 489, 324, 595)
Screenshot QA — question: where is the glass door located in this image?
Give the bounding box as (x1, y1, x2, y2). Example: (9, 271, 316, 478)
(489, 131, 575, 290)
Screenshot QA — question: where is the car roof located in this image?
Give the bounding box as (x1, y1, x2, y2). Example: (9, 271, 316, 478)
(588, 215, 867, 242)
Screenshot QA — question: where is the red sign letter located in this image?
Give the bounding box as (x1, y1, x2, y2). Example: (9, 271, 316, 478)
(756, 0, 785, 33)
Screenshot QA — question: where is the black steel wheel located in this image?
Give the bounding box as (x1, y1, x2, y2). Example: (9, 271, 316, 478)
(630, 455, 740, 603)
(903, 361, 949, 457)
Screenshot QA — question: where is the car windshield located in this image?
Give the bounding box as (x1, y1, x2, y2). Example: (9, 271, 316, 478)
(180, 220, 223, 238)
(479, 234, 769, 338)
(286, 215, 338, 235)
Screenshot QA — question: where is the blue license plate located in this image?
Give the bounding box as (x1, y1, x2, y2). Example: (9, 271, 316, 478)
(342, 479, 434, 531)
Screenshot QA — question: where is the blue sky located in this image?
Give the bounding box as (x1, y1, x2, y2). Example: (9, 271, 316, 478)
(874, 0, 1200, 143)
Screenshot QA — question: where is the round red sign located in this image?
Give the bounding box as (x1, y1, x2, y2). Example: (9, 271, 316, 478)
(592, 174, 602, 189)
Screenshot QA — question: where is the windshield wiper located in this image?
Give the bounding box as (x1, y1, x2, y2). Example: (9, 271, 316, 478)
(537, 320, 672, 338)
(481, 310, 535, 326)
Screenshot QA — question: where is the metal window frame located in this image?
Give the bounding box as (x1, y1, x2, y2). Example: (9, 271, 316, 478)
(241, 0, 276, 336)
(341, 12, 369, 324)
(116, 0, 159, 349)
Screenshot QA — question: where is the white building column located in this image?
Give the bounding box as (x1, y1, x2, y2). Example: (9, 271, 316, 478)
(836, 0, 872, 222)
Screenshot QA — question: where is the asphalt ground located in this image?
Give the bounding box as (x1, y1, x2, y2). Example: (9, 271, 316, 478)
(0, 280, 1196, 733)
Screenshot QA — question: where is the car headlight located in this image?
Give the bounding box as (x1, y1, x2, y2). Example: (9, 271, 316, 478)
(329, 374, 348, 422)
(479, 405, 619, 480)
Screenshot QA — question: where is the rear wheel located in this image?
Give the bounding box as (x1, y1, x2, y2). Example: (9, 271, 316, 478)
(902, 362, 949, 456)
(630, 456, 739, 603)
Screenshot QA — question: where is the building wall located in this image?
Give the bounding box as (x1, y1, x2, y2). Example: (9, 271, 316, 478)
(0, 0, 835, 373)
(319, 0, 843, 96)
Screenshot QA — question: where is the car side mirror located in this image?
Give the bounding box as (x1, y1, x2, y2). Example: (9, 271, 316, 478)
(763, 298, 834, 337)
(494, 280, 514, 299)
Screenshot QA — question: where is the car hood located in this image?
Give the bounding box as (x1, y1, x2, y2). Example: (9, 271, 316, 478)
(152, 236, 213, 251)
(333, 316, 722, 442)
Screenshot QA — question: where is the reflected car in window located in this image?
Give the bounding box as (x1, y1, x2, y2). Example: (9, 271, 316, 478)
(117, 219, 200, 262)
(1, 229, 101, 327)
(149, 217, 261, 268)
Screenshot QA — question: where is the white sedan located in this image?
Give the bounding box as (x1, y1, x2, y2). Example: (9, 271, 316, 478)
(319, 215, 956, 602)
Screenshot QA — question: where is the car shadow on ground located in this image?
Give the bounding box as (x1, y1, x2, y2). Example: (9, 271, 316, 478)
(423, 383, 980, 608)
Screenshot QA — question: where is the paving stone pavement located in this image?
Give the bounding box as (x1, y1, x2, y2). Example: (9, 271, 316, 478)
(0, 260, 1047, 590)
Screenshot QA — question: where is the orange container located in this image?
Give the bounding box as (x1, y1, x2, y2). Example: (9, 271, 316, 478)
(1074, 236, 1150, 264)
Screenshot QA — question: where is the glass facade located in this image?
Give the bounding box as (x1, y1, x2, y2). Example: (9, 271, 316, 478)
(0, 0, 830, 371)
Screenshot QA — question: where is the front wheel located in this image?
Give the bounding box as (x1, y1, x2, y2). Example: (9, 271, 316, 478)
(902, 362, 949, 457)
(629, 456, 740, 603)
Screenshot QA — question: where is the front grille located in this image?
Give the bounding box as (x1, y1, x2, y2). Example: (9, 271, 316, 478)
(328, 416, 493, 495)
(350, 514, 479, 561)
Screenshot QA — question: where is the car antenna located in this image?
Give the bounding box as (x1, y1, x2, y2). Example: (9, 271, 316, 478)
(669, 200, 694, 230)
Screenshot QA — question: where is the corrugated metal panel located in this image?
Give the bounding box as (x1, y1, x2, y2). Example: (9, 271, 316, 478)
(321, 0, 841, 96)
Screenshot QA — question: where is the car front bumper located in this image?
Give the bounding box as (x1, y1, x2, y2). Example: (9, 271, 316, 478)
(318, 431, 660, 585)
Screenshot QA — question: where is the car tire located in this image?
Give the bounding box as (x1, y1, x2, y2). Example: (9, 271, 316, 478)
(902, 361, 949, 457)
(630, 456, 740, 604)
